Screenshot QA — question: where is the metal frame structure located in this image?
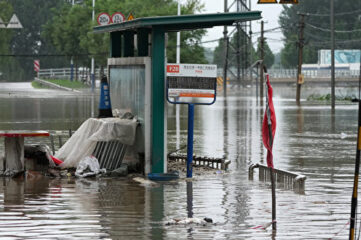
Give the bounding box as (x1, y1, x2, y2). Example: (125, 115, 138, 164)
(223, 0, 252, 89)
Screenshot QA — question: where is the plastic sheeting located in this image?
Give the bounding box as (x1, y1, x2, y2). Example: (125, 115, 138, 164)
(75, 156, 106, 178)
(55, 118, 137, 168)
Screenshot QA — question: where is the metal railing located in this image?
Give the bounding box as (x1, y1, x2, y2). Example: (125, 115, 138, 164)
(168, 153, 231, 170)
(38, 68, 107, 82)
(93, 141, 127, 170)
(269, 68, 360, 79)
(249, 163, 306, 194)
(217, 67, 360, 80)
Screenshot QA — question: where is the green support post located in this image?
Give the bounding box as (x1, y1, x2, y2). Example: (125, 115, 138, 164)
(151, 27, 166, 173)
(110, 32, 122, 58)
(123, 31, 135, 57)
(137, 29, 149, 57)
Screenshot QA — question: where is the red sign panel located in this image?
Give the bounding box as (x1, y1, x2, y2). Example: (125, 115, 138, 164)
(167, 65, 180, 73)
(34, 60, 40, 72)
(97, 13, 112, 26)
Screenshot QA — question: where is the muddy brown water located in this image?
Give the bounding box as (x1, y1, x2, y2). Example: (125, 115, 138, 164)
(0, 82, 359, 239)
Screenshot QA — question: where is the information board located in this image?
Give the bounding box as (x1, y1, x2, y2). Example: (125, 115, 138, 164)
(166, 64, 217, 105)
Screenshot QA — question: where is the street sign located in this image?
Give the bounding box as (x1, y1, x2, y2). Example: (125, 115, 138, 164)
(127, 13, 135, 21)
(97, 13, 111, 26)
(279, 0, 298, 3)
(258, 0, 278, 3)
(298, 74, 304, 84)
(166, 64, 217, 105)
(34, 60, 40, 72)
(111, 12, 125, 24)
(7, 14, 23, 29)
(0, 17, 5, 29)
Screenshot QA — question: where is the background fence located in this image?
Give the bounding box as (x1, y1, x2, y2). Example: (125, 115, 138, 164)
(38, 68, 108, 83)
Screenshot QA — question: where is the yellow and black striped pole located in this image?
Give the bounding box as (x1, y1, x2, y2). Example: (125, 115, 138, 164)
(349, 99, 361, 240)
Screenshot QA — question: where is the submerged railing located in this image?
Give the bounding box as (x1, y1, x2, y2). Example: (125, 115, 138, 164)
(249, 163, 306, 194)
(168, 153, 231, 170)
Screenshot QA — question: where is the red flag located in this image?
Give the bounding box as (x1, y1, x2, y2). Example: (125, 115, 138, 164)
(262, 74, 276, 168)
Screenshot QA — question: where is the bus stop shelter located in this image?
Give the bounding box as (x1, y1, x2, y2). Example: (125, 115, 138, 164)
(94, 11, 262, 174)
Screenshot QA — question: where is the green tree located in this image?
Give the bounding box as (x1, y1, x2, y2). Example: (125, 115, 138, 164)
(43, 3, 93, 79)
(0, 1, 24, 81)
(280, 35, 298, 68)
(212, 31, 255, 68)
(256, 39, 275, 68)
(279, 0, 361, 67)
(9, 0, 67, 81)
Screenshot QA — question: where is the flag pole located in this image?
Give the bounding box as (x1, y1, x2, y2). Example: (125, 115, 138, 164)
(264, 66, 276, 231)
(269, 128, 276, 231)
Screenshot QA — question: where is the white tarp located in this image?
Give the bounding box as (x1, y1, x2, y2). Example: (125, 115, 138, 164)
(55, 118, 137, 168)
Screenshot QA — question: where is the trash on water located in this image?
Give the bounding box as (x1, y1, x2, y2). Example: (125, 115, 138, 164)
(133, 177, 158, 186)
(147, 171, 179, 181)
(165, 217, 213, 226)
(75, 155, 106, 178)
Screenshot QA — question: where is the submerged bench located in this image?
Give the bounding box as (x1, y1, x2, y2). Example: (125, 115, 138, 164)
(0, 131, 49, 175)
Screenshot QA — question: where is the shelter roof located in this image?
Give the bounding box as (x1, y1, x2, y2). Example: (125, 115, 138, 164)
(94, 11, 262, 33)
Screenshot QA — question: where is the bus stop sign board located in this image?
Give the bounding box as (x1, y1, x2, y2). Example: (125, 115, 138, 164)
(166, 63, 217, 178)
(166, 63, 217, 105)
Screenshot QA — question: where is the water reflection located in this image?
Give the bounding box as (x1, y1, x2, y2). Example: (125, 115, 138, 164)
(0, 84, 359, 239)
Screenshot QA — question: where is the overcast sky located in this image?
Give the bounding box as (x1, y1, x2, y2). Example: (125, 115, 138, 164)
(199, 0, 284, 53)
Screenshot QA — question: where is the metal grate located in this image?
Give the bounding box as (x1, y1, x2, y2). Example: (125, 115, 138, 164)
(92, 141, 127, 170)
(168, 153, 230, 170)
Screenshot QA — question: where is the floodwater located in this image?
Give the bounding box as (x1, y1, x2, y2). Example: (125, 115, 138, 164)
(0, 82, 359, 239)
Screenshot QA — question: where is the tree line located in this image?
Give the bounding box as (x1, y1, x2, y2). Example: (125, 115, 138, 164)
(0, 0, 208, 81)
(2, 0, 348, 82)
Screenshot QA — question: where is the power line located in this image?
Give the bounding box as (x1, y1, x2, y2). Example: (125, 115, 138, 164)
(252, 27, 282, 35)
(306, 23, 361, 33)
(298, 9, 361, 17)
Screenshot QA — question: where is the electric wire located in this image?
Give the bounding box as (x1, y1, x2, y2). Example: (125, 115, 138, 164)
(306, 23, 361, 33)
(298, 9, 361, 17)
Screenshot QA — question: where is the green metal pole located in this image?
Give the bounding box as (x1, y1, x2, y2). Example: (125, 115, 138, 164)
(151, 27, 166, 173)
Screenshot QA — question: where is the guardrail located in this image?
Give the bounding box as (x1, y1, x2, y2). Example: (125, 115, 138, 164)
(217, 67, 360, 80)
(249, 163, 306, 194)
(38, 68, 107, 83)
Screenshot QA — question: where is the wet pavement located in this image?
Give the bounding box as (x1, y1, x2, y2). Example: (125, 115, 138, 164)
(0, 82, 359, 239)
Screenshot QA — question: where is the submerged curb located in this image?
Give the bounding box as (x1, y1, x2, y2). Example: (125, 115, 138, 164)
(34, 78, 81, 93)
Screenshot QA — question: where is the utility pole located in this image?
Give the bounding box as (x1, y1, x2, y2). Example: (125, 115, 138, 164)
(260, 20, 264, 101)
(176, 0, 181, 150)
(330, 0, 335, 110)
(296, 13, 305, 104)
(236, 0, 241, 88)
(249, 0, 252, 85)
(91, 0, 95, 117)
(223, 0, 228, 96)
(176, 0, 181, 64)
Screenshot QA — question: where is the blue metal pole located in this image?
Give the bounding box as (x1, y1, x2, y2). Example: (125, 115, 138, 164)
(187, 104, 194, 178)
